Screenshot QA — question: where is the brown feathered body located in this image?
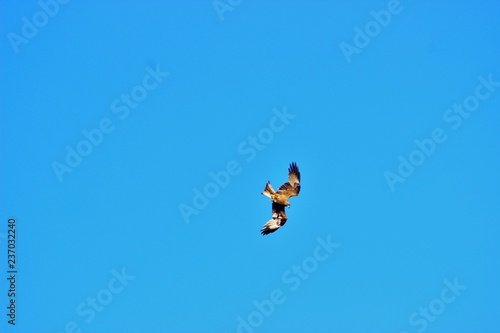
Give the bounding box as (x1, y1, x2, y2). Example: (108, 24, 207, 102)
(261, 162, 301, 206)
(260, 162, 301, 235)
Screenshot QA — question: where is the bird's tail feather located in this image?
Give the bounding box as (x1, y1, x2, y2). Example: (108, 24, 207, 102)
(261, 181, 276, 198)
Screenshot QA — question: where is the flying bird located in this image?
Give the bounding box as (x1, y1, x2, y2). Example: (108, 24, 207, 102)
(260, 162, 301, 235)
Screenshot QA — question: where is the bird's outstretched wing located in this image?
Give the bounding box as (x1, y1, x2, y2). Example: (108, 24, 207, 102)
(277, 162, 301, 197)
(261, 202, 288, 235)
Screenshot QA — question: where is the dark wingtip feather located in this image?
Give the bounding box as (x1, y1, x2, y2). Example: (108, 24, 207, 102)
(288, 162, 300, 181)
(260, 227, 275, 235)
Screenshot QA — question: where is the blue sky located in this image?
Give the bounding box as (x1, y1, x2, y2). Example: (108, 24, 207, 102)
(1, 1, 499, 332)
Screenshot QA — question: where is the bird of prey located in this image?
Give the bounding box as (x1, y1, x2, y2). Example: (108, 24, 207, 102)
(260, 162, 301, 235)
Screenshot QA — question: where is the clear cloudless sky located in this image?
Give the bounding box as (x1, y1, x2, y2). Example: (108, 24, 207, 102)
(1, 1, 499, 332)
